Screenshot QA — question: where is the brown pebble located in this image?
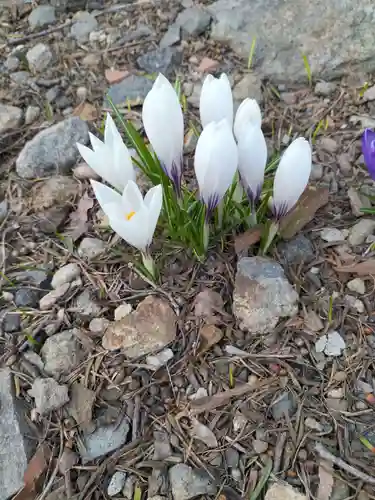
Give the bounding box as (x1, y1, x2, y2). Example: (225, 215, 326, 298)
(298, 449, 308, 461)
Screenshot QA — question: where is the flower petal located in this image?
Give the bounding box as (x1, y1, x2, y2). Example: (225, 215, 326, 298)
(200, 73, 233, 129)
(89, 132, 104, 153)
(77, 142, 109, 182)
(272, 137, 312, 218)
(143, 184, 163, 245)
(237, 125, 267, 203)
(362, 128, 375, 181)
(234, 98, 262, 141)
(90, 180, 122, 210)
(142, 74, 184, 180)
(108, 207, 150, 252)
(104, 113, 123, 150)
(121, 180, 144, 214)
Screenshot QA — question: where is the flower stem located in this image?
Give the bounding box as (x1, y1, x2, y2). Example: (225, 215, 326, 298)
(262, 220, 279, 255)
(203, 221, 210, 252)
(248, 201, 257, 227)
(141, 252, 156, 280)
(217, 200, 224, 228)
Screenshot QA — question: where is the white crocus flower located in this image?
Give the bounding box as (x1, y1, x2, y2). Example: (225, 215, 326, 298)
(77, 113, 135, 192)
(234, 98, 262, 141)
(91, 180, 163, 276)
(200, 74, 233, 129)
(271, 137, 312, 219)
(237, 125, 267, 207)
(142, 74, 184, 195)
(195, 119, 238, 217)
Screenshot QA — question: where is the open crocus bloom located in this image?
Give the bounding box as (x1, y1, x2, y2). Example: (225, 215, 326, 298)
(200, 74, 233, 129)
(362, 128, 375, 181)
(237, 125, 267, 205)
(77, 113, 135, 192)
(142, 74, 184, 195)
(234, 98, 262, 142)
(271, 137, 312, 219)
(91, 180, 163, 254)
(194, 119, 238, 216)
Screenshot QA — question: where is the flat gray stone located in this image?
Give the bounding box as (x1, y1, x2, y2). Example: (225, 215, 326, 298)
(77, 237, 106, 260)
(208, 0, 375, 82)
(16, 117, 89, 179)
(169, 464, 217, 500)
(29, 377, 69, 415)
(70, 12, 98, 42)
(78, 417, 130, 463)
(104, 75, 153, 107)
(176, 7, 212, 36)
(137, 47, 182, 75)
(278, 234, 314, 265)
(26, 43, 53, 72)
(41, 329, 84, 378)
(0, 369, 35, 500)
(160, 24, 181, 48)
(52, 263, 81, 289)
(0, 104, 22, 134)
(233, 257, 299, 334)
(28, 5, 56, 30)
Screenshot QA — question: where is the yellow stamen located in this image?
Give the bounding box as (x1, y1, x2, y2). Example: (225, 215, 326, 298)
(125, 210, 136, 221)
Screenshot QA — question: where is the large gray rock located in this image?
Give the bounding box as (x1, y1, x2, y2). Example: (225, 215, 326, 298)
(208, 0, 375, 82)
(104, 75, 153, 107)
(233, 257, 299, 334)
(16, 117, 89, 179)
(0, 369, 35, 500)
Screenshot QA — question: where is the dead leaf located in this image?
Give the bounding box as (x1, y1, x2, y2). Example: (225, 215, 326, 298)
(66, 382, 96, 432)
(199, 324, 223, 354)
(16, 444, 51, 498)
(189, 418, 218, 447)
(194, 289, 225, 325)
(64, 193, 94, 241)
(234, 225, 263, 254)
(317, 459, 334, 500)
(73, 101, 98, 121)
(105, 68, 129, 84)
(334, 259, 375, 276)
(279, 186, 329, 239)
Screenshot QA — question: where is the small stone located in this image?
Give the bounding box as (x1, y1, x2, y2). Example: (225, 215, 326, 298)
(331, 481, 350, 500)
(347, 278, 366, 294)
(0, 104, 22, 134)
(320, 227, 345, 242)
(363, 85, 375, 102)
(280, 92, 298, 105)
(10, 71, 32, 85)
(70, 11, 98, 42)
(16, 117, 89, 179)
(82, 53, 101, 67)
(73, 163, 99, 180)
(169, 464, 216, 500)
(114, 304, 133, 321)
(23, 351, 44, 371)
(137, 47, 182, 75)
(348, 219, 375, 245)
(278, 234, 314, 265)
(29, 377, 69, 415)
(197, 57, 220, 73)
(103, 296, 177, 358)
(41, 329, 84, 378)
(123, 476, 136, 499)
(28, 5, 56, 30)
(25, 105, 40, 125)
(52, 263, 81, 289)
(319, 137, 338, 153)
(104, 75, 153, 108)
(26, 43, 53, 73)
(78, 237, 106, 260)
(265, 482, 307, 500)
(337, 153, 352, 176)
(348, 187, 371, 217)
(2, 292, 14, 302)
(315, 331, 346, 357)
(5, 56, 20, 71)
(189, 387, 208, 400)
(253, 439, 268, 454)
(187, 82, 202, 108)
(233, 257, 298, 334)
(31, 175, 78, 211)
(89, 317, 110, 335)
(271, 391, 297, 420)
(314, 81, 336, 96)
(0, 368, 35, 499)
(310, 163, 324, 180)
(74, 290, 101, 319)
(108, 471, 127, 497)
(2, 313, 21, 333)
(304, 310, 324, 332)
(176, 7, 212, 36)
(305, 417, 324, 431)
(233, 73, 263, 104)
(15, 288, 40, 308)
(160, 24, 181, 48)
(76, 86, 88, 101)
(39, 283, 70, 310)
(225, 448, 239, 468)
(0, 200, 8, 223)
(105, 69, 129, 84)
(146, 348, 174, 370)
(327, 387, 344, 399)
(344, 294, 365, 313)
(78, 417, 130, 463)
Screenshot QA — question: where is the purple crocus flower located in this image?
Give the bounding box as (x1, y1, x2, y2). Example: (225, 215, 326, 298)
(362, 128, 375, 181)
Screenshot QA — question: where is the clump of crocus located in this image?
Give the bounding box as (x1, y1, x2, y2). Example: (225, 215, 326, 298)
(142, 74, 184, 196)
(362, 128, 375, 181)
(91, 180, 162, 278)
